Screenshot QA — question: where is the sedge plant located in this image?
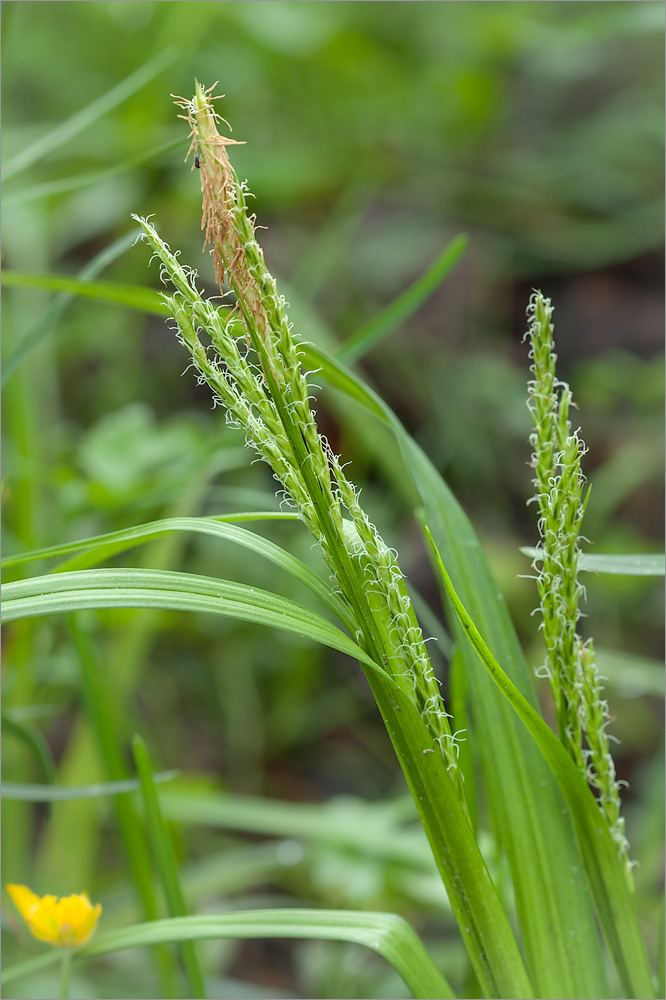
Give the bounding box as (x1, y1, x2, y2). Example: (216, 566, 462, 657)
(2, 83, 660, 1000)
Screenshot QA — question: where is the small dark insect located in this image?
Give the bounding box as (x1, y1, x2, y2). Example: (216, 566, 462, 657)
(194, 155, 200, 169)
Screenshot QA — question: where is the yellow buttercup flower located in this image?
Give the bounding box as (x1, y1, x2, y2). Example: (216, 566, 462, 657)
(6, 884, 102, 948)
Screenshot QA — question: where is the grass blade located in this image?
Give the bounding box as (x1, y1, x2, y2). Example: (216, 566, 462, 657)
(2, 773, 178, 801)
(3, 909, 456, 1000)
(3, 571, 532, 996)
(337, 235, 468, 364)
(1, 271, 170, 316)
(133, 736, 207, 999)
(2, 512, 299, 568)
(158, 787, 434, 870)
(2, 48, 177, 181)
(1, 714, 56, 785)
(1, 568, 382, 671)
(3, 137, 183, 207)
(361, 669, 533, 998)
(1, 514, 353, 631)
(69, 617, 180, 995)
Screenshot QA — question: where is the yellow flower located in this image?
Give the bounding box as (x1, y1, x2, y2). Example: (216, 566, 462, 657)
(6, 884, 102, 948)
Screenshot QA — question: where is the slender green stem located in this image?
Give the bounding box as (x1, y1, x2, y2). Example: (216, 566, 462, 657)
(60, 949, 72, 1000)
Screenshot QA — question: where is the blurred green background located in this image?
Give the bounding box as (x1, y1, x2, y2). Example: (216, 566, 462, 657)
(2, 3, 664, 997)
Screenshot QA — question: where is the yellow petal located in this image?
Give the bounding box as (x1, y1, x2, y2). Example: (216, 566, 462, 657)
(6, 884, 41, 922)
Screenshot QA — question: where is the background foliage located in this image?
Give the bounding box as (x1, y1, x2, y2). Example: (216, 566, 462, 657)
(2, 3, 663, 998)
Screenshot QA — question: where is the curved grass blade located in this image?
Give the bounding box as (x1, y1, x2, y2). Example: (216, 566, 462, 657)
(299, 342, 610, 999)
(1, 569, 380, 673)
(2, 910, 455, 1000)
(1, 515, 354, 632)
(4, 513, 353, 630)
(337, 234, 468, 365)
(427, 530, 656, 1000)
(133, 736, 206, 999)
(2, 48, 177, 181)
(2, 773, 178, 801)
(1, 512, 299, 569)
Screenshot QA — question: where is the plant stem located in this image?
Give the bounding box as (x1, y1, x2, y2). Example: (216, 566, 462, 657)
(60, 949, 72, 1000)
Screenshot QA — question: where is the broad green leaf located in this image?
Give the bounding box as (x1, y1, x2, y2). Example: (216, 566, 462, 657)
(300, 342, 611, 999)
(1, 773, 178, 801)
(2, 910, 455, 1000)
(2, 48, 177, 181)
(337, 235, 468, 364)
(428, 535, 655, 1000)
(521, 547, 665, 576)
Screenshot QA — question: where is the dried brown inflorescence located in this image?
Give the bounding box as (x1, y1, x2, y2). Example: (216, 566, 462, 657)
(173, 83, 280, 370)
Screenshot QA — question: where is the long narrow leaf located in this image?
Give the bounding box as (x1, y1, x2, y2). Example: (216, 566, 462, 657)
(1, 569, 382, 674)
(337, 235, 468, 364)
(2, 773, 178, 801)
(2, 910, 456, 1000)
(1, 715, 56, 785)
(133, 736, 206, 999)
(1, 514, 354, 632)
(1, 271, 170, 316)
(2, 48, 177, 181)
(361, 668, 533, 999)
(69, 617, 179, 994)
(3, 137, 183, 207)
(159, 787, 436, 870)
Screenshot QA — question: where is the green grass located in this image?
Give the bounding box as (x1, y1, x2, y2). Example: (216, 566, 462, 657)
(2, 8, 663, 998)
